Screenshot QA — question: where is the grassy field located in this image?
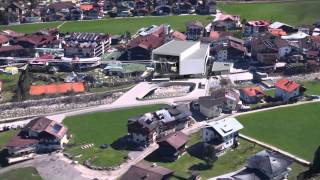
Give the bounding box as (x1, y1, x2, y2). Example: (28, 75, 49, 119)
(237, 102, 320, 161)
(219, 0, 320, 26)
(0, 167, 42, 180)
(301, 80, 320, 95)
(63, 105, 164, 167)
(146, 132, 305, 179)
(0, 73, 20, 103)
(0, 130, 19, 150)
(0, 15, 211, 34)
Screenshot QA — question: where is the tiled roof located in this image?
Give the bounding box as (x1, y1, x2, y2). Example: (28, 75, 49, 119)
(30, 82, 85, 96)
(241, 86, 265, 97)
(171, 31, 186, 41)
(275, 79, 300, 93)
(158, 131, 188, 150)
(6, 135, 39, 148)
(0, 35, 9, 44)
(246, 20, 269, 27)
(121, 162, 173, 180)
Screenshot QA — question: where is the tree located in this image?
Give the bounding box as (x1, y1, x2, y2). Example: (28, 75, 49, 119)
(204, 144, 217, 167)
(310, 146, 320, 175)
(14, 66, 32, 101)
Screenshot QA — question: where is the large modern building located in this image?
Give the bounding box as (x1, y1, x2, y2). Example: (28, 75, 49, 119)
(152, 40, 210, 77)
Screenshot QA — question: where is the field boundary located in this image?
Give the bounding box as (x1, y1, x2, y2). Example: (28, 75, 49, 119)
(240, 134, 311, 166)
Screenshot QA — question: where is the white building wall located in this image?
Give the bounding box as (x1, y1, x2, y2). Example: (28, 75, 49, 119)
(275, 88, 300, 102)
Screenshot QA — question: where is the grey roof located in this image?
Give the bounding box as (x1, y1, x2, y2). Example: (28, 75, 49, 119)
(198, 96, 226, 108)
(152, 40, 199, 56)
(247, 150, 292, 179)
(206, 118, 243, 137)
(212, 62, 233, 72)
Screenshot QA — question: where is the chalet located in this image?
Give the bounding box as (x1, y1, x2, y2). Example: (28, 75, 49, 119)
(186, 21, 204, 41)
(269, 22, 297, 34)
(251, 33, 291, 65)
(157, 131, 188, 161)
(121, 161, 173, 180)
(232, 150, 292, 180)
(196, 0, 216, 15)
(0, 45, 25, 57)
(127, 104, 192, 147)
(15, 34, 56, 48)
(212, 13, 241, 31)
(244, 20, 269, 36)
(153, 5, 172, 16)
(201, 31, 233, 43)
(0, 1, 28, 24)
(173, 2, 193, 14)
(63, 32, 111, 58)
(46, 2, 76, 21)
(212, 36, 247, 61)
(198, 89, 240, 118)
(240, 86, 266, 104)
(6, 117, 68, 158)
(125, 25, 167, 60)
(275, 79, 301, 102)
(202, 118, 243, 155)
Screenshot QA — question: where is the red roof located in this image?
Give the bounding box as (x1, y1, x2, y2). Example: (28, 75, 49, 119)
(268, 29, 287, 36)
(0, 35, 9, 44)
(246, 20, 269, 27)
(6, 135, 39, 148)
(241, 86, 265, 97)
(172, 31, 186, 41)
(30, 82, 85, 96)
(17, 35, 55, 46)
(80, 4, 94, 11)
(275, 79, 300, 93)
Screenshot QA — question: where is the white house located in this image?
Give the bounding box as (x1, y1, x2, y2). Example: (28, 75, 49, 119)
(275, 79, 301, 102)
(152, 40, 210, 77)
(6, 117, 68, 158)
(202, 117, 243, 155)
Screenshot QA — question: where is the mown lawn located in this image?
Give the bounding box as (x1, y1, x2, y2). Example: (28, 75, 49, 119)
(237, 102, 320, 161)
(301, 80, 320, 96)
(146, 131, 305, 179)
(0, 167, 42, 180)
(147, 131, 263, 179)
(0, 130, 19, 150)
(219, 0, 320, 26)
(63, 104, 164, 167)
(0, 15, 211, 34)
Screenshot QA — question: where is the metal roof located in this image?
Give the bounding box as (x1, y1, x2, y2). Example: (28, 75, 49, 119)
(206, 117, 243, 137)
(152, 40, 199, 56)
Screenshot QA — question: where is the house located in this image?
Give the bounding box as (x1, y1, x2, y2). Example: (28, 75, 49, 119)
(212, 13, 241, 31)
(127, 104, 192, 147)
(211, 62, 233, 75)
(310, 36, 320, 49)
(201, 31, 233, 43)
(173, 2, 193, 14)
(251, 33, 291, 65)
(196, 0, 216, 15)
(125, 25, 168, 60)
(6, 117, 68, 158)
(275, 79, 301, 102)
(152, 40, 210, 77)
(157, 131, 188, 161)
(268, 28, 287, 36)
(244, 20, 269, 36)
(198, 88, 240, 118)
(212, 36, 247, 61)
(240, 86, 266, 104)
(0, 35, 10, 46)
(269, 22, 297, 34)
(0, 1, 28, 24)
(202, 117, 243, 155)
(232, 150, 292, 180)
(0, 45, 25, 57)
(46, 2, 76, 21)
(121, 161, 173, 180)
(63, 32, 111, 58)
(186, 21, 204, 41)
(15, 34, 56, 48)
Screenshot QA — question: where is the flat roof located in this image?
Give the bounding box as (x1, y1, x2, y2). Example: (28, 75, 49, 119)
(212, 62, 233, 72)
(152, 40, 199, 56)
